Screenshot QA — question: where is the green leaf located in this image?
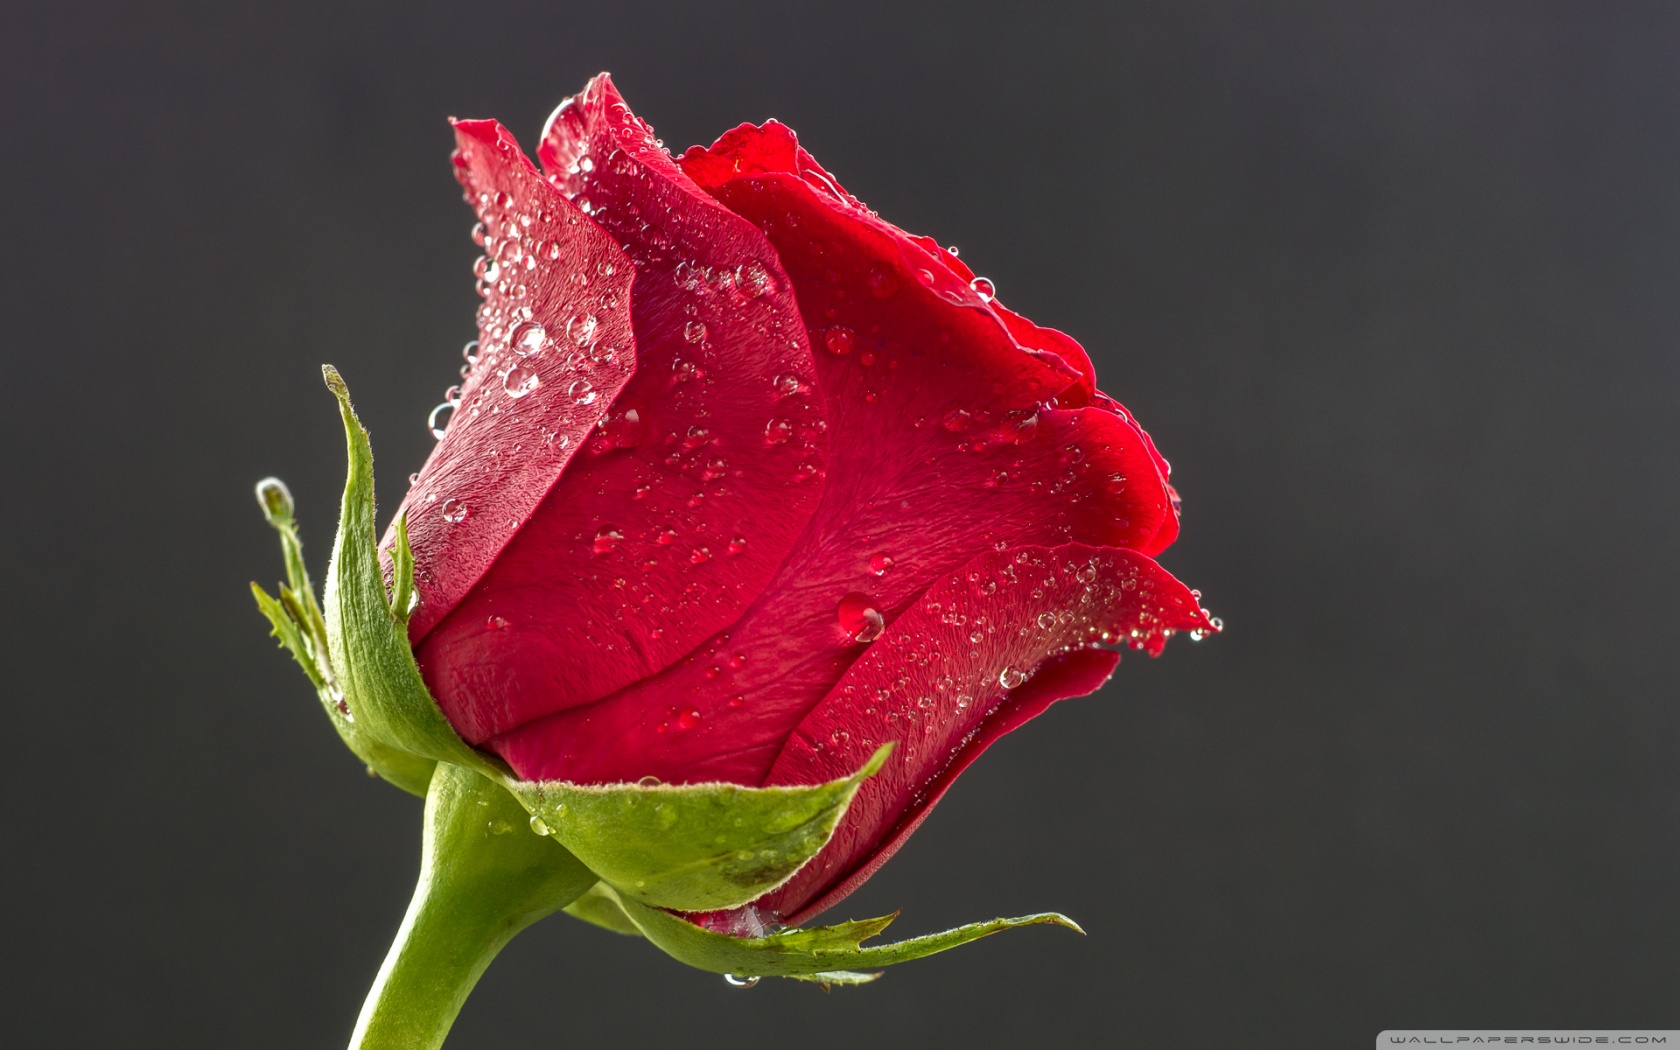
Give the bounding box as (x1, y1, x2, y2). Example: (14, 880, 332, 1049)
(561, 882, 645, 937)
(602, 886, 1082, 980)
(509, 744, 893, 912)
(319, 366, 504, 783)
(252, 480, 435, 796)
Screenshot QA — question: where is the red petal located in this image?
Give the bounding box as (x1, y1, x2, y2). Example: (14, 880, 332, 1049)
(757, 543, 1213, 923)
(782, 648, 1120, 926)
(486, 129, 1181, 784)
(412, 78, 827, 745)
(389, 120, 636, 642)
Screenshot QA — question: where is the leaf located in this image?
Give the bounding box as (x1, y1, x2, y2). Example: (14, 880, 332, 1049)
(319, 366, 506, 784)
(602, 886, 1082, 980)
(252, 481, 435, 796)
(509, 744, 892, 912)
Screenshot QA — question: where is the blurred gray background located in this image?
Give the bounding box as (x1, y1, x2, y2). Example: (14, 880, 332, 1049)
(4, 1, 1678, 1045)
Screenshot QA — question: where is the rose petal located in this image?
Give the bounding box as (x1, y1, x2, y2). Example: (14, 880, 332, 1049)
(778, 647, 1120, 926)
(486, 132, 1179, 783)
(756, 542, 1212, 922)
(412, 77, 827, 744)
(390, 120, 636, 642)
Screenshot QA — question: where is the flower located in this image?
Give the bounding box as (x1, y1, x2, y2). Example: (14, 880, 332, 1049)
(384, 75, 1214, 930)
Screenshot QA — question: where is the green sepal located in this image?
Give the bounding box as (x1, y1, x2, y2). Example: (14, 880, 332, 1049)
(562, 882, 645, 937)
(601, 885, 1083, 981)
(509, 743, 893, 912)
(319, 366, 505, 783)
(251, 480, 435, 796)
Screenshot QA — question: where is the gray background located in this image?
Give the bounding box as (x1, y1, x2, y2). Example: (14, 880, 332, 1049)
(4, 1, 1678, 1046)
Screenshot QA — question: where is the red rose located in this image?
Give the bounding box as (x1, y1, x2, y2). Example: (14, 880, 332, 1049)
(389, 74, 1214, 929)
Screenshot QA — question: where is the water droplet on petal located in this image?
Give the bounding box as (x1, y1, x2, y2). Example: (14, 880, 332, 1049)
(684, 320, 708, 343)
(440, 498, 468, 523)
(511, 321, 548, 357)
(970, 276, 996, 301)
(503, 362, 540, 399)
(735, 262, 772, 298)
(596, 405, 646, 450)
(824, 326, 855, 355)
(764, 418, 794, 445)
(868, 553, 894, 576)
(773, 373, 806, 397)
(428, 402, 455, 438)
(837, 592, 885, 643)
(593, 526, 623, 554)
(567, 313, 600, 347)
(677, 707, 702, 730)
(726, 536, 748, 556)
(1037, 611, 1058, 630)
(486, 615, 508, 630)
(999, 666, 1028, 689)
(866, 265, 897, 297)
(568, 378, 598, 405)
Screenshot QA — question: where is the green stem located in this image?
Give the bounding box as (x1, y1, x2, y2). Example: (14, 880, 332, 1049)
(348, 762, 598, 1050)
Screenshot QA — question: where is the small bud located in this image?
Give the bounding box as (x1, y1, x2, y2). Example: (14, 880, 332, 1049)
(255, 477, 295, 526)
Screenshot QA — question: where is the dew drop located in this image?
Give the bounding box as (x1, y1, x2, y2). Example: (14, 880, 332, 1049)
(503, 362, 540, 399)
(428, 402, 455, 439)
(684, 320, 708, 343)
(773, 373, 806, 397)
(568, 378, 598, 405)
(868, 553, 894, 576)
(942, 409, 972, 432)
(596, 406, 646, 450)
(764, 418, 794, 446)
(589, 525, 625, 555)
(837, 592, 885, 643)
(676, 707, 703, 730)
(726, 536, 748, 556)
(511, 321, 547, 357)
(567, 313, 600, 346)
(528, 814, 551, 836)
(736, 262, 772, 298)
(823, 326, 855, 355)
(998, 666, 1028, 689)
(866, 265, 897, 297)
(440, 498, 468, 524)
(970, 276, 996, 301)
(487, 818, 512, 835)
(690, 547, 712, 564)
(724, 974, 760, 989)
(486, 615, 509, 630)
(1037, 611, 1058, 630)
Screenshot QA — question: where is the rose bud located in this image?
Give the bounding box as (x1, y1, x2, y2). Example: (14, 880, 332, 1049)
(253, 73, 1218, 1007)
